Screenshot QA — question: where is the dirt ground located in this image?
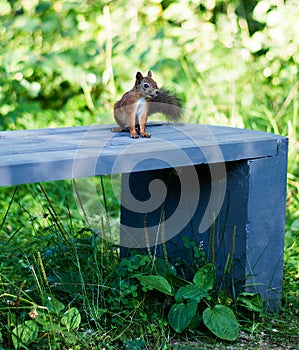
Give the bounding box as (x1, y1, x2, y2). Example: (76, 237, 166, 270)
(169, 316, 299, 350)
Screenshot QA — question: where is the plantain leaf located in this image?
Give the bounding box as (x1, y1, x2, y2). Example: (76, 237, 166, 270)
(138, 275, 173, 295)
(61, 307, 81, 331)
(43, 295, 65, 315)
(168, 301, 197, 333)
(175, 284, 208, 303)
(203, 305, 239, 341)
(193, 263, 215, 291)
(237, 292, 263, 313)
(12, 320, 39, 349)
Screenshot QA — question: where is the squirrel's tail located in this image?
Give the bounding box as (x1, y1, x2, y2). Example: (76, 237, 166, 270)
(149, 88, 183, 121)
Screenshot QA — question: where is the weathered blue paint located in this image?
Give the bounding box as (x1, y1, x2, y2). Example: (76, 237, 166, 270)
(0, 123, 282, 186)
(120, 139, 287, 311)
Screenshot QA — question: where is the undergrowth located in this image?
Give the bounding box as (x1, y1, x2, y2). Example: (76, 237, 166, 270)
(0, 180, 298, 349)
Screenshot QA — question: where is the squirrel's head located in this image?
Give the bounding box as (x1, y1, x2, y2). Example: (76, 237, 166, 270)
(135, 71, 159, 98)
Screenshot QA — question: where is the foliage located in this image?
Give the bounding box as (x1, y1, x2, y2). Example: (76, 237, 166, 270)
(0, 218, 238, 349)
(0, 0, 298, 134)
(10, 300, 81, 349)
(0, 180, 298, 348)
(0, 176, 265, 348)
(12, 320, 39, 349)
(137, 262, 239, 340)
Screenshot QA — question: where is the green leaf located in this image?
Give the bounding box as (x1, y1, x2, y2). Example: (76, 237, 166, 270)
(123, 338, 145, 350)
(188, 313, 203, 329)
(61, 307, 81, 331)
(153, 258, 177, 277)
(12, 320, 39, 349)
(168, 301, 198, 333)
(237, 292, 263, 313)
(35, 309, 50, 327)
(193, 263, 215, 291)
(64, 332, 78, 346)
(203, 305, 239, 341)
(43, 295, 65, 315)
(138, 275, 173, 296)
(175, 284, 208, 303)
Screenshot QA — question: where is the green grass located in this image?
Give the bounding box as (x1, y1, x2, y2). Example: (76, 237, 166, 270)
(0, 177, 298, 349)
(0, 0, 299, 348)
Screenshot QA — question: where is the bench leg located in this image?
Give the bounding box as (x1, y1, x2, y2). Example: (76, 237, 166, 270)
(242, 139, 288, 311)
(120, 139, 287, 311)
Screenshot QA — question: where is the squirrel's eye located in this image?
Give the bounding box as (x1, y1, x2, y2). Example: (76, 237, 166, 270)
(144, 83, 149, 88)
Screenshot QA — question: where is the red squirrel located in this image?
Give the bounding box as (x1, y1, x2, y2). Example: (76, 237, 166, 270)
(112, 71, 182, 138)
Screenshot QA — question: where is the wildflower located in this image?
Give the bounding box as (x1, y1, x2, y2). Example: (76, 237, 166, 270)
(29, 307, 38, 319)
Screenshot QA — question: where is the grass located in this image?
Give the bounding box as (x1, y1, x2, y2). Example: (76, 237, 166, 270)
(0, 176, 298, 349)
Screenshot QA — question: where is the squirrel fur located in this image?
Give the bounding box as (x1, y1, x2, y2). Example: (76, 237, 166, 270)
(112, 71, 182, 138)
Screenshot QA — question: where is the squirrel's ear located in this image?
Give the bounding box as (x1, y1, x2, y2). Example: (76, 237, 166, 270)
(136, 72, 143, 82)
(147, 71, 152, 78)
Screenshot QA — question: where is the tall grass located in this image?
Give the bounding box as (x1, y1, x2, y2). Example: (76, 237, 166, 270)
(1, 175, 298, 349)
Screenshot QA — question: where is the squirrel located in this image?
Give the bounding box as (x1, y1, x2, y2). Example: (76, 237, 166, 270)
(112, 71, 182, 138)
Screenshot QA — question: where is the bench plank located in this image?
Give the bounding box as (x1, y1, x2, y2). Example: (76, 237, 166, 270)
(0, 123, 284, 186)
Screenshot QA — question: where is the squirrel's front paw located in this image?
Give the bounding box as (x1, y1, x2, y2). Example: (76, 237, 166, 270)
(130, 130, 139, 138)
(141, 132, 151, 138)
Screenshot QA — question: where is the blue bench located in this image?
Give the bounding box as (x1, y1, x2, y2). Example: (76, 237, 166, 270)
(0, 123, 288, 310)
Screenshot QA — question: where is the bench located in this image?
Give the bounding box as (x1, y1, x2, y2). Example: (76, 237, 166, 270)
(0, 123, 288, 311)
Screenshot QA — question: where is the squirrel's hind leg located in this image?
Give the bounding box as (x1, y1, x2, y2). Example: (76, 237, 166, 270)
(111, 126, 125, 132)
(113, 104, 127, 133)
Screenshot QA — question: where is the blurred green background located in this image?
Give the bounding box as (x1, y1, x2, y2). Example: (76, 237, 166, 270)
(0, 0, 298, 133)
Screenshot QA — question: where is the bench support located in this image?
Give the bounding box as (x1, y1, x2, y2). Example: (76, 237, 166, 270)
(120, 138, 288, 311)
